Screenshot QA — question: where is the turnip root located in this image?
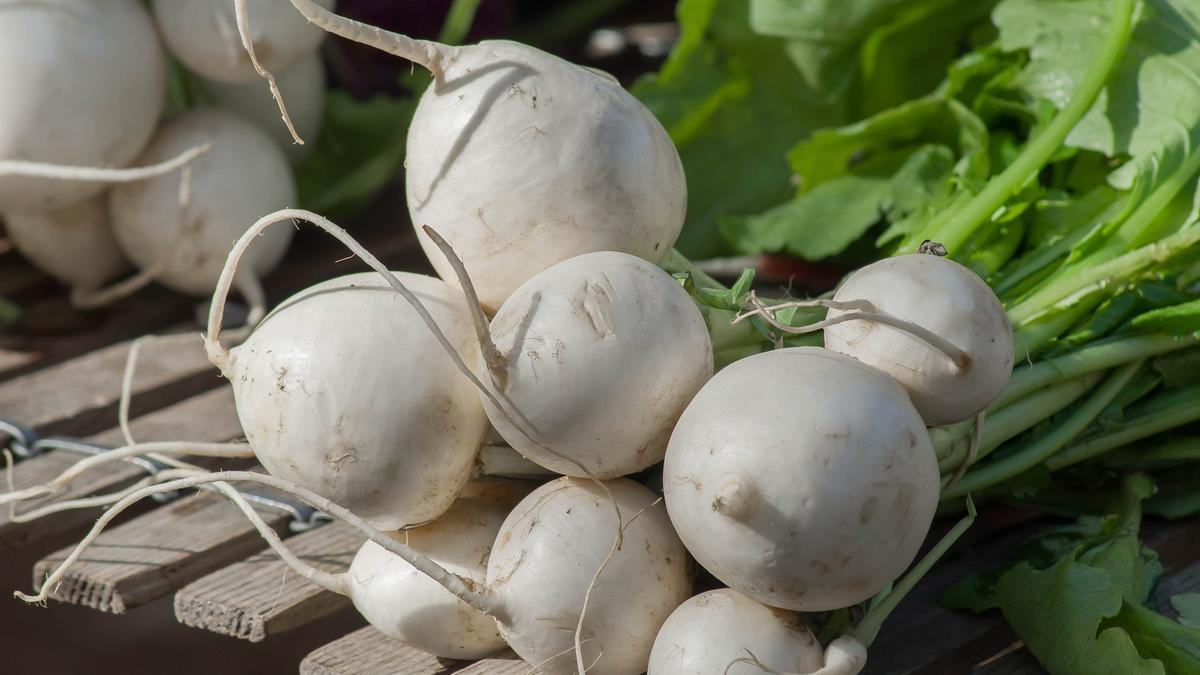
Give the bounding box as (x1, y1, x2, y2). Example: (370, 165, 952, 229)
(4, 195, 128, 294)
(345, 481, 528, 659)
(648, 589, 867, 675)
(245, 0, 686, 311)
(0, 0, 165, 213)
(205, 52, 326, 165)
(663, 347, 939, 612)
(211, 271, 488, 529)
(822, 253, 1013, 425)
(153, 0, 334, 84)
(485, 477, 692, 673)
(110, 109, 295, 301)
(477, 251, 713, 478)
(26, 471, 691, 675)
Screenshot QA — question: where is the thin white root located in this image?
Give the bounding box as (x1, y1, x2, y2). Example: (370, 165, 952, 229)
(735, 294, 972, 370)
(70, 166, 195, 309)
(6, 469, 197, 524)
(421, 225, 508, 388)
(724, 635, 867, 675)
(282, 0, 448, 75)
(232, 0, 303, 145)
(15, 470, 489, 612)
(0, 441, 252, 505)
(943, 411, 986, 492)
(0, 145, 211, 183)
(573, 497, 660, 674)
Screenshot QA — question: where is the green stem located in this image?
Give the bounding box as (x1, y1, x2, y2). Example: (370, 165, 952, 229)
(997, 333, 1194, 408)
(936, 373, 1101, 473)
(661, 248, 726, 290)
(514, 0, 637, 47)
(1048, 385, 1200, 470)
(926, 0, 1136, 253)
(942, 360, 1143, 499)
(1009, 225, 1200, 325)
(438, 0, 485, 45)
(851, 496, 977, 646)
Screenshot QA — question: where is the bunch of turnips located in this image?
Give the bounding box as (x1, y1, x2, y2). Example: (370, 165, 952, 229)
(3, 2, 1013, 674)
(0, 0, 335, 313)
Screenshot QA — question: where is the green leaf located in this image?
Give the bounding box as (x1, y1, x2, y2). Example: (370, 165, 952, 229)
(1173, 594, 1200, 628)
(633, 0, 845, 258)
(998, 558, 1166, 675)
(1132, 298, 1200, 336)
(1103, 601, 1200, 672)
(994, 0, 1200, 185)
(296, 91, 415, 220)
(720, 172, 892, 258)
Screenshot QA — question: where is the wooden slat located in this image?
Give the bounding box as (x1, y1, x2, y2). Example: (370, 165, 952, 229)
(0, 326, 214, 436)
(300, 627, 465, 675)
(32, 481, 290, 613)
(174, 522, 363, 641)
(0, 386, 241, 551)
(456, 654, 529, 674)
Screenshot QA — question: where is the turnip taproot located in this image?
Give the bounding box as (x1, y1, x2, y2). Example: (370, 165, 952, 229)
(111, 109, 295, 302)
(26, 471, 692, 675)
(648, 589, 867, 675)
(0, 0, 165, 213)
(663, 347, 940, 612)
(474, 251, 713, 478)
(204, 52, 326, 165)
(153, 0, 334, 84)
(239, 0, 686, 311)
(4, 195, 128, 294)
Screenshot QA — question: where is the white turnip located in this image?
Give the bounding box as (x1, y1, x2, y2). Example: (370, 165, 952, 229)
(241, 0, 686, 311)
(478, 251, 713, 478)
(0, 0, 165, 213)
(153, 0, 334, 84)
(823, 253, 1014, 425)
(663, 347, 940, 612)
(209, 271, 488, 529)
(4, 195, 128, 294)
(204, 52, 326, 165)
(110, 109, 295, 302)
(648, 588, 867, 675)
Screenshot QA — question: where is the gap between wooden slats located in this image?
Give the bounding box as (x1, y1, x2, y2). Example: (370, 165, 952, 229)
(174, 522, 363, 641)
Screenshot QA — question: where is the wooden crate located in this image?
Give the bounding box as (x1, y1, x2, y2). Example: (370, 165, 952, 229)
(2, 227, 1197, 675)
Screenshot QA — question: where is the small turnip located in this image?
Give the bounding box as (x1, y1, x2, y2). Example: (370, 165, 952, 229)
(344, 481, 529, 659)
(823, 253, 1014, 425)
(479, 251, 713, 478)
(110, 109, 295, 301)
(4, 194, 129, 295)
(648, 588, 867, 675)
(663, 347, 939, 612)
(242, 0, 687, 311)
(0, 0, 165, 213)
(153, 0, 334, 84)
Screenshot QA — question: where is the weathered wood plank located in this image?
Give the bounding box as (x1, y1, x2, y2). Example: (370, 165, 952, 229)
(456, 654, 529, 674)
(0, 326, 215, 437)
(299, 626, 466, 675)
(174, 522, 362, 641)
(32, 470, 291, 614)
(0, 386, 242, 551)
